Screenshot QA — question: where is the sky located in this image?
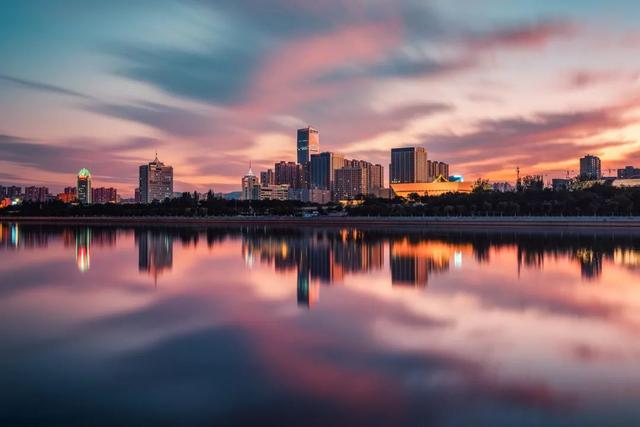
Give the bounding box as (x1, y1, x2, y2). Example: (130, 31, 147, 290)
(2, 0, 640, 195)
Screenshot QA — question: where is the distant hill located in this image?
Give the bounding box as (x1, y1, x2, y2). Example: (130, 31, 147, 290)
(223, 191, 242, 200)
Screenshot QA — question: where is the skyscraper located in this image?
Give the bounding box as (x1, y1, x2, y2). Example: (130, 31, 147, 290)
(274, 161, 303, 189)
(390, 147, 427, 184)
(334, 167, 367, 200)
(241, 166, 261, 200)
(580, 155, 601, 180)
(92, 187, 118, 204)
(369, 164, 384, 191)
(6, 186, 21, 199)
(297, 126, 320, 165)
(260, 169, 275, 186)
(139, 155, 174, 203)
(310, 152, 346, 193)
(77, 168, 92, 204)
(24, 186, 49, 202)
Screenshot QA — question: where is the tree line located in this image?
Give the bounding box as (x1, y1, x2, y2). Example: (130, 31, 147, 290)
(2, 185, 640, 217)
(347, 184, 640, 217)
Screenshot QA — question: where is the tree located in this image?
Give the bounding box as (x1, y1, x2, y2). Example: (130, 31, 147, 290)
(408, 193, 421, 203)
(472, 178, 491, 193)
(521, 175, 544, 191)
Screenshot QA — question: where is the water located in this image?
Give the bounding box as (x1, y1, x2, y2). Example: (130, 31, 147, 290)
(1, 222, 640, 426)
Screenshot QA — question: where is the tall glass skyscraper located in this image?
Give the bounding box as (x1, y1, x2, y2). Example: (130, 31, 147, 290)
(390, 147, 427, 184)
(139, 155, 174, 203)
(310, 152, 345, 193)
(297, 126, 320, 165)
(77, 168, 92, 204)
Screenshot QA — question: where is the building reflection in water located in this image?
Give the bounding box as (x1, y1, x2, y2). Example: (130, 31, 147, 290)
(614, 248, 640, 271)
(75, 228, 91, 272)
(390, 238, 452, 287)
(135, 229, 174, 284)
(574, 248, 603, 281)
(3, 223, 640, 297)
(242, 229, 385, 307)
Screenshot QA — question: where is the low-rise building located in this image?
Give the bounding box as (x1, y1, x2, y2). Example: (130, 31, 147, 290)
(391, 181, 473, 198)
(260, 184, 290, 201)
(289, 188, 332, 204)
(552, 178, 571, 191)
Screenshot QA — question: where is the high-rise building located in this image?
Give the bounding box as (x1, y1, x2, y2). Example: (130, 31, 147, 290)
(0, 186, 5, 198)
(617, 166, 640, 179)
(334, 167, 367, 200)
(260, 169, 275, 186)
(92, 187, 118, 204)
(139, 155, 173, 203)
(24, 186, 49, 202)
(369, 164, 384, 191)
(297, 126, 320, 165)
(390, 147, 427, 184)
(241, 166, 261, 201)
(346, 159, 384, 195)
(77, 168, 92, 204)
(6, 186, 21, 199)
(310, 152, 346, 193)
(274, 161, 303, 189)
(427, 160, 450, 182)
(58, 187, 77, 203)
(580, 155, 601, 180)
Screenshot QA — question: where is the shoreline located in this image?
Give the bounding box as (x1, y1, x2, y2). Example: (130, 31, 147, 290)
(4, 215, 640, 231)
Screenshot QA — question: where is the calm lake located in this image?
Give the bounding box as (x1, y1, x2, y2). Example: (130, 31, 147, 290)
(1, 222, 640, 426)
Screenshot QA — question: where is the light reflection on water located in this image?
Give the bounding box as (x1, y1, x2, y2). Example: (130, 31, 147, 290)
(1, 222, 640, 426)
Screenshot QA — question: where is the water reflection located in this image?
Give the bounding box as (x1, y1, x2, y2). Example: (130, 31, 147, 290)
(135, 229, 173, 283)
(2, 223, 640, 289)
(2, 222, 640, 426)
(75, 228, 91, 272)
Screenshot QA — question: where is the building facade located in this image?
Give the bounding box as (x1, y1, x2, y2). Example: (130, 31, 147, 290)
(260, 169, 275, 186)
(260, 184, 290, 201)
(390, 181, 473, 198)
(5, 186, 21, 199)
(77, 168, 92, 204)
(390, 147, 427, 184)
(618, 166, 640, 179)
(274, 161, 303, 189)
(369, 164, 384, 191)
(297, 126, 320, 165)
(288, 188, 332, 204)
(58, 187, 77, 203)
(24, 186, 49, 202)
(241, 167, 261, 201)
(580, 155, 602, 180)
(334, 167, 367, 200)
(427, 161, 450, 182)
(92, 187, 118, 204)
(139, 156, 173, 203)
(552, 179, 571, 191)
(310, 152, 346, 193)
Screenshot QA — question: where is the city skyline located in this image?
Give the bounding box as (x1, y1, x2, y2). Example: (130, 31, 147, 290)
(2, 1, 640, 195)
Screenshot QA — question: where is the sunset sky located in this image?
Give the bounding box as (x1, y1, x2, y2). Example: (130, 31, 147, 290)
(2, 0, 640, 195)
